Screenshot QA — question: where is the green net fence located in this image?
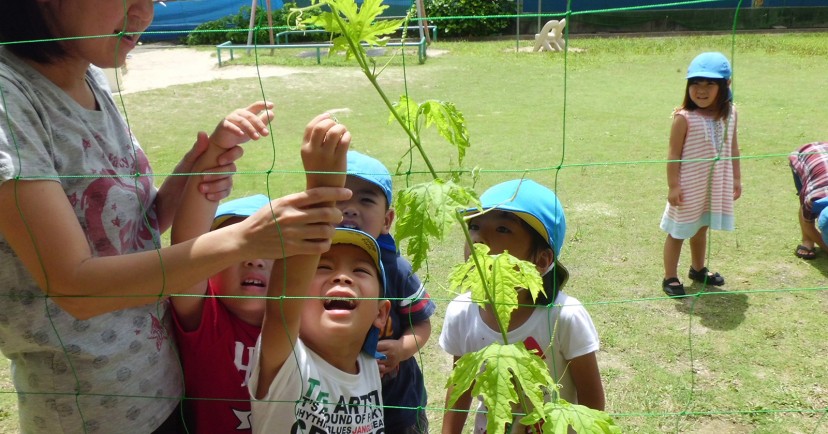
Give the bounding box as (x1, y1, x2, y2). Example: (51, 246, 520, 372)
(0, 0, 826, 433)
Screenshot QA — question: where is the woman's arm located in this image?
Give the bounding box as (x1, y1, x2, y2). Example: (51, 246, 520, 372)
(0, 179, 348, 320)
(153, 138, 241, 233)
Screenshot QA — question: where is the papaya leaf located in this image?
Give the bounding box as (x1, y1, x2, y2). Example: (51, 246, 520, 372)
(445, 342, 554, 434)
(395, 179, 476, 272)
(390, 95, 420, 133)
(444, 346, 487, 408)
(417, 100, 470, 166)
(390, 97, 469, 168)
(448, 244, 544, 332)
(302, 0, 404, 59)
(520, 400, 622, 434)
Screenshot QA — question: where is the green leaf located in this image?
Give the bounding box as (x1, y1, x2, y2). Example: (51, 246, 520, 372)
(520, 400, 622, 434)
(445, 342, 554, 434)
(302, 0, 405, 59)
(394, 179, 476, 272)
(418, 100, 470, 166)
(390, 97, 470, 167)
(390, 95, 420, 134)
(448, 244, 544, 332)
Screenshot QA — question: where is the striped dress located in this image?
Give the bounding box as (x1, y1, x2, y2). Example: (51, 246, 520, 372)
(660, 107, 737, 239)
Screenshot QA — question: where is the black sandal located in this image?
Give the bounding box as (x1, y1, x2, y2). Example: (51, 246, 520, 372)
(688, 267, 725, 286)
(795, 244, 817, 260)
(662, 277, 685, 297)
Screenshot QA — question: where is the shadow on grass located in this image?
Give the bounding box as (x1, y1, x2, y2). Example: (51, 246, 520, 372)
(804, 255, 828, 279)
(673, 286, 749, 331)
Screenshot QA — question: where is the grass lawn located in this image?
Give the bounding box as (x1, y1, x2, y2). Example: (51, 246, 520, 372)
(1, 33, 827, 433)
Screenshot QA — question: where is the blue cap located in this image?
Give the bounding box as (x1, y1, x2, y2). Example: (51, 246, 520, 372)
(468, 179, 567, 258)
(687, 52, 732, 80)
(347, 151, 393, 206)
(331, 228, 387, 360)
(212, 194, 270, 229)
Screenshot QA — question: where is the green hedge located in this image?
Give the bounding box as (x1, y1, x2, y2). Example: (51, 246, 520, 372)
(425, 0, 517, 37)
(186, 3, 326, 46)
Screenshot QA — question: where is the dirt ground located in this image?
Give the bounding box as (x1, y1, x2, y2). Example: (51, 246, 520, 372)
(115, 43, 309, 94)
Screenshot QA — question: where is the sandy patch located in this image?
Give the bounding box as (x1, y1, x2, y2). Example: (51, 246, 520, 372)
(511, 46, 585, 53)
(113, 43, 447, 94)
(114, 44, 313, 94)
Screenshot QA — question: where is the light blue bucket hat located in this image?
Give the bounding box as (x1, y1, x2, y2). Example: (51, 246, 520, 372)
(687, 52, 732, 80)
(212, 194, 271, 229)
(347, 151, 393, 206)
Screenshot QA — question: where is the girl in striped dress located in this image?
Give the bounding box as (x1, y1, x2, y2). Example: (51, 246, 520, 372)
(661, 52, 741, 297)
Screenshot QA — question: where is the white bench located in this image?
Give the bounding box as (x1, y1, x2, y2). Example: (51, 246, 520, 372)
(533, 19, 567, 52)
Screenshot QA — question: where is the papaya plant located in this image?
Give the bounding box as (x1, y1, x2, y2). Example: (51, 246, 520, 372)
(289, 1, 621, 432)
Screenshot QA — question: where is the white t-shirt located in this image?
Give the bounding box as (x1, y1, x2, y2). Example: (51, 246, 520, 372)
(248, 338, 385, 434)
(439, 291, 599, 433)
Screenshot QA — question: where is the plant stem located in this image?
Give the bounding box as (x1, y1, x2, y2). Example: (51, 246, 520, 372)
(327, 6, 439, 180)
(458, 213, 534, 423)
(457, 213, 510, 344)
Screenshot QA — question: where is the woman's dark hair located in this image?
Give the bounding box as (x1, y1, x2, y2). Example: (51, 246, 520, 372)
(0, 2, 65, 64)
(682, 77, 732, 120)
(520, 220, 568, 306)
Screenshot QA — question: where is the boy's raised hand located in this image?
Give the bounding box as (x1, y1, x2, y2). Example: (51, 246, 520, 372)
(301, 113, 350, 190)
(210, 101, 275, 150)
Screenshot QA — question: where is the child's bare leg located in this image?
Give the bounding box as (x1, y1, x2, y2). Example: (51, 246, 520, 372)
(797, 208, 828, 251)
(688, 226, 708, 272)
(663, 234, 683, 279)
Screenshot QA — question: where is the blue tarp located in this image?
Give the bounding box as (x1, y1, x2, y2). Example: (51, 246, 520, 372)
(145, 0, 284, 40)
(145, 0, 416, 40)
(522, 0, 828, 13)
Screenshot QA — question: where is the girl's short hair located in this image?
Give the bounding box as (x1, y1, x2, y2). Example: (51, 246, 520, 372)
(0, 2, 66, 63)
(682, 77, 732, 120)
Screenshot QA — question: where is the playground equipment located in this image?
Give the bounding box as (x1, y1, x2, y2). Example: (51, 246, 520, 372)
(217, 25, 437, 66)
(219, 0, 436, 66)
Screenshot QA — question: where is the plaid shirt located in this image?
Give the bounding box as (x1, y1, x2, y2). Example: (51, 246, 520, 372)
(789, 142, 828, 220)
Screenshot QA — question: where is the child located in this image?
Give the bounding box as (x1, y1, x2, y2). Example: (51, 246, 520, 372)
(249, 123, 393, 433)
(661, 52, 742, 297)
(0, 2, 348, 430)
(440, 179, 605, 434)
(343, 150, 436, 433)
(169, 113, 354, 433)
(789, 142, 828, 259)
(172, 194, 273, 433)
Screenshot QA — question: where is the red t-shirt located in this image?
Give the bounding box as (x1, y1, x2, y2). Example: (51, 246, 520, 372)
(174, 285, 261, 433)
